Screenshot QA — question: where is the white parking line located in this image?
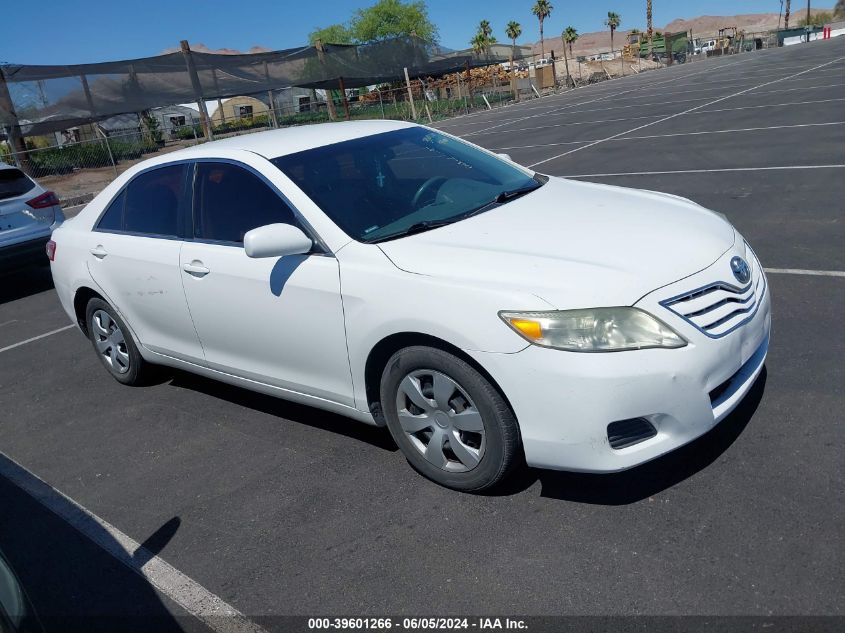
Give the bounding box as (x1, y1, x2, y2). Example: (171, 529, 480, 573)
(764, 268, 845, 277)
(0, 320, 18, 328)
(458, 57, 755, 137)
(0, 451, 268, 633)
(563, 164, 845, 178)
(0, 324, 76, 354)
(694, 96, 845, 115)
(492, 121, 845, 151)
(527, 55, 845, 168)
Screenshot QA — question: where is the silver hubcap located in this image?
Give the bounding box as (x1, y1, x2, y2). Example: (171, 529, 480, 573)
(92, 310, 130, 374)
(395, 369, 485, 473)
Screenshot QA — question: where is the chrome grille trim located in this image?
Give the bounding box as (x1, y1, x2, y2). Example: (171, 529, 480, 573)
(660, 253, 766, 339)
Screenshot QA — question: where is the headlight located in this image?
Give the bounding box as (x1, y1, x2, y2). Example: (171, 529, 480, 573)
(499, 307, 687, 352)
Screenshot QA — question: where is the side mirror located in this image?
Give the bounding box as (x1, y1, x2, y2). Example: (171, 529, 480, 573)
(497, 153, 513, 162)
(244, 223, 313, 258)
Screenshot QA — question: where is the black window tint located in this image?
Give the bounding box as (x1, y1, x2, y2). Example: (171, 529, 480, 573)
(124, 164, 186, 237)
(97, 190, 125, 231)
(0, 168, 35, 201)
(194, 162, 296, 243)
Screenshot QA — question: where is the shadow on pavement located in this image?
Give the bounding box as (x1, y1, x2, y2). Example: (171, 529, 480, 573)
(494, 368, 768, 504)
(0, 266, 54, 306)
(169, 370, 399, 452)
(0, 455, 205, 632)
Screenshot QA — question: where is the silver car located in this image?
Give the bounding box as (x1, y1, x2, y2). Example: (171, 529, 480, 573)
(0, 163, 65, 271)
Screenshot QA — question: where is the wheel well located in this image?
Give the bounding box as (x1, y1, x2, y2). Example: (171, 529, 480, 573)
(363, 332, 515, 427)
(73, 286, 105, 336)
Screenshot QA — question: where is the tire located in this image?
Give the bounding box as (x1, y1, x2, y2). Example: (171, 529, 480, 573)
(380, 346, 520, 492)
(85, 297, 153, 386)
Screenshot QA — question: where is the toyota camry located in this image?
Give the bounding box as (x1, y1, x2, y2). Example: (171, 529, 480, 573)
(48, 120, 770, 491)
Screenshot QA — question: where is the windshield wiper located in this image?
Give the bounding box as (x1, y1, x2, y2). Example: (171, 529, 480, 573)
(368, 179, 545, 244)
(461, 181, 543, 220)
(368, 219, 455, 244)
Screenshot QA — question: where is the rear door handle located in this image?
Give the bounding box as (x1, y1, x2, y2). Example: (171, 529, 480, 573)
(90, 246, 107, 259)
(182, 261, 210, 277)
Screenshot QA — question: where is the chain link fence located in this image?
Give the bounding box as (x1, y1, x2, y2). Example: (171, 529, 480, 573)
(1, 32, 776, 204)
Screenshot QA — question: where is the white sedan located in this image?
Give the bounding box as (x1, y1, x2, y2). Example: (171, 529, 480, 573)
(49, 120, 770, 491)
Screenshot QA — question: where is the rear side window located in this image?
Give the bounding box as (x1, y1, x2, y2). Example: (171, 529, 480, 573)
(0, 168, 36, 201)
(194, 162, 297, 243)
(97, 190, 125, 231)
(124, 164, 187, 237)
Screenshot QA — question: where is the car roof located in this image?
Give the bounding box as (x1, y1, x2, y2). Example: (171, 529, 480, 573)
(173, 119, 417, 161)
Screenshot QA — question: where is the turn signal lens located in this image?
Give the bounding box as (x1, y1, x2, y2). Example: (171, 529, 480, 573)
(507, 318, 543, 340)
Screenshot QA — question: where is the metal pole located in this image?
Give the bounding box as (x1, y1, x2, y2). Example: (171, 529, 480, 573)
(96, 125, 118, 177)
(338, 76, 351, 121)
(180, 40, 213, 140)
(403, 67, 417, 120)
(211, 69, 225, 124)
(807, 0, 811, 28)
(315, 40, 338, 122)
(264, 62, 279, 128)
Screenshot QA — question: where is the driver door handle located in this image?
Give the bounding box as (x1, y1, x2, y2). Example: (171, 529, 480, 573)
(90, 246, 107, 259)
(182, 261, 210, 277)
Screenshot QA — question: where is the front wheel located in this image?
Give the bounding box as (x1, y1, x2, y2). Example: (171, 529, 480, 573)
(380, 346, 521, 492)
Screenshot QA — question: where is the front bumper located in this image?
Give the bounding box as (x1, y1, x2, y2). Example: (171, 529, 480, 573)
(467, 251, 771, 473)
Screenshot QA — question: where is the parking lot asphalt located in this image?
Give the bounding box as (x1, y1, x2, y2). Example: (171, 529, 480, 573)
(1, 38, 844, 631)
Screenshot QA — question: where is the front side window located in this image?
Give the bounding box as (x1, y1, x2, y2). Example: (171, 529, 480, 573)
(193, 162, 297, 244)
(271, 127, 542, 243)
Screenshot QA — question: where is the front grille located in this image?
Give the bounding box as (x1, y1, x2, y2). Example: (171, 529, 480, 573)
(607, 417, 657, 450)
(660, 250, 766, 338)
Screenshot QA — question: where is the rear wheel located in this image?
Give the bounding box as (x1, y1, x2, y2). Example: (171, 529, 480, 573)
(380, 346, 520, 492)
(85, 298, 153, 386)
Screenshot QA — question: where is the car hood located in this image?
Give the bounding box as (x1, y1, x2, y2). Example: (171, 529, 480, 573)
(377, 177, 736, 308)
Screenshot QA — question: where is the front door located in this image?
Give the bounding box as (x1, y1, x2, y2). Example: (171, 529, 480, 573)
(179, 161, 353, 405)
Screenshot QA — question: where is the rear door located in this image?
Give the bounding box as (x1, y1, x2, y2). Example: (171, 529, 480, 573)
(86, 163, 205, 364)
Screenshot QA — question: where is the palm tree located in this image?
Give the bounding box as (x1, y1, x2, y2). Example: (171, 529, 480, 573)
(532, 0, 554, 61)
(479, 19, 493, 39)
(505, 21, 522, 59)
(785, 0, 792, 28)
(647, 0, 653, 53)
(560, 27, 578, 86)
(605, 11, 622, 55)
(471, 22, 497, 59)
(471, 32, 486, 56)
(563, 25, 579, 56)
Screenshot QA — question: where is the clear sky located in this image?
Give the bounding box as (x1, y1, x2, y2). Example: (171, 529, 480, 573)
(2, 0, 798, 65)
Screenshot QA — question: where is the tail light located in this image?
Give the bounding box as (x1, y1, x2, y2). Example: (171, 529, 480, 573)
(27, 191, 61, 209)
(46, 240, 57, 261)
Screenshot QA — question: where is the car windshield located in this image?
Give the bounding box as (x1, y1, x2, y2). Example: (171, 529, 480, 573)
(271, 127, 543, 243)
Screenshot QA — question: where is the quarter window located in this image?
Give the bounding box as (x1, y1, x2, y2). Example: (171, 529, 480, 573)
(96, 189, 125, 231)
(122, 164, 187, 237)
(193, 162, 297, 243)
